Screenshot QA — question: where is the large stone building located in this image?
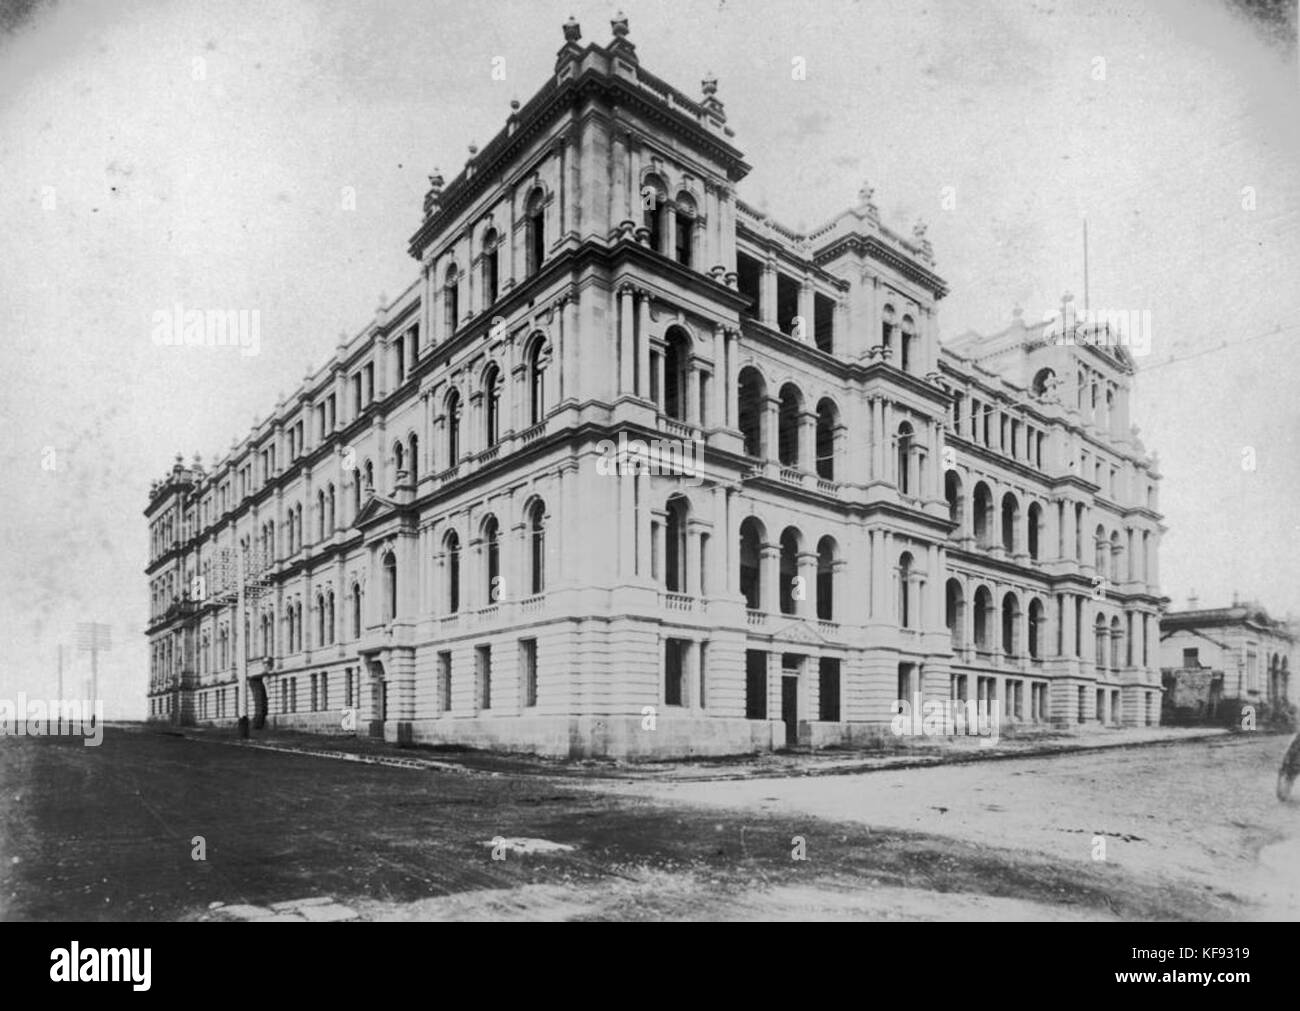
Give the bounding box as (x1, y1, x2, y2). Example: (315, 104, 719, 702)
(1159, 595, 1294, 724)
(145, 15, 1166, 756)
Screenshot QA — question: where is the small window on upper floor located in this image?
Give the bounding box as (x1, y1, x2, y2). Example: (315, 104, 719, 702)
(525, 189, 545, 277)
(736, 253, 762, 317)
(674, 192, 696, 266)
(1183, 648, 1200, 668)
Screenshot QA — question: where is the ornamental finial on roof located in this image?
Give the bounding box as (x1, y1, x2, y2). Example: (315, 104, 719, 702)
(858, 180, 875, 205)
(562, 15, 581, 43)
(611, 11, 629, 38)
(702, 71, 718, 97)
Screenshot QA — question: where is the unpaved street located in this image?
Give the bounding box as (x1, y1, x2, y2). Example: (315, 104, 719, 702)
(1, 726, 1294, 920)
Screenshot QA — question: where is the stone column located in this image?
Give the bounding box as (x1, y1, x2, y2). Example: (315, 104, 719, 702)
(760, 544, 780, 614)
(796, 551, 818, 618)
(798, 410, 816, 473)
(761, 260, 776, 327)
(637, 289, 651, 400)
(763, 395, 780, 463)
(798, 277, 814, 341)
(618, 284, 634, 396)
(686, 361, 701, 426)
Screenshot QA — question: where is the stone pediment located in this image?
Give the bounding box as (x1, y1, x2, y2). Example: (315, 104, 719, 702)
(771, 618, 825, 644)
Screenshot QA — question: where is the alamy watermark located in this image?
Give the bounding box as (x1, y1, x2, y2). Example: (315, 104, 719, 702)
(594, 432, 704, 487)
(150, 303, 261, 357)
(0, 695, 104, 746)
(890, 693, 1001, 747)
(1042, 307, 1151, 358)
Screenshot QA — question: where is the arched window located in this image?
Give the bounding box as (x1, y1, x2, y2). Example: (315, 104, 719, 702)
(881, 303, 896, 355)
(316, 490, 326, 541)
(444, 263, 461, 334)
(1094, 525, 1108, 578)
(382, 552, 397, 622)
(642, 174, 666, 253)
(817, 536, 837, 621)
(351, 583, 362, 638)
(1002, 592, 1020, 657)
(946, 578, 964, 648)
(1110, 615, 1123, 670)
(394, 440, 405, 476)
(408, 436, 418, 486)
(444, 531, 461, 614)
(739, 517, 765, 611)
(1001, 493, 1019, 554)
(363, 460, 374, 498)
(665, 496, 689, 593)
(316, 594, 326, 647)
(1031, 367, 1056, 398)
(973, 586, 992, 650)
(352, 469, 362, 518)
(815, 398, 838, 480)
(326, 591, 335, 645)
(945, 470, 964, 528)
(896, 422, 914, 495)
(778, 383, 803, 466)
(483, 516, 501, 603)
(664, 327, 691, 422)
(898, 552, 914, 628)
(675, 192, 696, 266)
(484, 365, 501, 448)
(528, 500, 546, 594)
(1109, 530, 1122, 582)
(528, 338, 548, 425)
(973, 482, 993, 547)
(738, 367, 766, 458)
(1094, 614, 1108, 672)
(526, 189, 546, 276)
(1027, 502, 1042, 560)
(327, 484, 335, 534)
(900, 314, 915, 373)
(446, 390, 461, 465)
(1028, 598, 1044, 659)
(779, 527, 801, 616)
(482, 228, 500, 306)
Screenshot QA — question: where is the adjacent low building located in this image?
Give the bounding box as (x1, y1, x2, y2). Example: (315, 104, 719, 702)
(145, 15, 1166, 756)
(1159, 596, 1294, 725)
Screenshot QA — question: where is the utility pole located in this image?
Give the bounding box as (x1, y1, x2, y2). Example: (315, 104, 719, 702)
(1082, 216, 1090, 315)
(75, 623, 112, 711)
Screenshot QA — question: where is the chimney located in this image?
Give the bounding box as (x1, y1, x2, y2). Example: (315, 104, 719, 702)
(1187, 591, 1199, 610)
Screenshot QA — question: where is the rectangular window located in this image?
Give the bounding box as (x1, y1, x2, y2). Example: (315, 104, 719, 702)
(438, 651, 452, 713)
(814, 293, 835, 353)
(664, 638, 687, 706)
(395, 336, 406, 384)
(353, 375, 363, 416)
(736, 253, 763, 317)
(745, 650, 767, 719)
(476, 645, 492, 710)
(327, 394, 335, 431)
(818, 658, 840, 721)
(365, 363, 375, 403)
(311, 673, 318, 712)
(520, 639, 537, 709)
(320, 672, 328, 712)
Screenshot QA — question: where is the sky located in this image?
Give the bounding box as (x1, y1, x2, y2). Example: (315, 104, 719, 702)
(0, 0, 1296, 717)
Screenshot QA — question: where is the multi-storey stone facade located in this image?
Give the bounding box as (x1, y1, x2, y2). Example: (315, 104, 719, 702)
(145, 15, 1166, 756)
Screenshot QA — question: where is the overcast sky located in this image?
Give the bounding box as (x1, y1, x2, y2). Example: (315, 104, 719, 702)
(1, 0, 1296, 716)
